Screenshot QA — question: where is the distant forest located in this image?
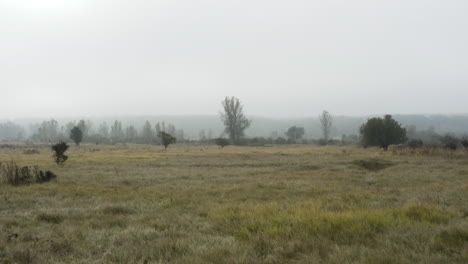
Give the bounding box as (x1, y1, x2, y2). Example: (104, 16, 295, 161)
(1, 114, 468, 143)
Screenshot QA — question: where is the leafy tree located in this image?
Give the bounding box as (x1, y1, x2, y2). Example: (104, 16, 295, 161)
(360, 115, 407, 151)
(285, 126, 305, 143)
(70, 126, 83, 146)
(158, 131, 176, 151)
(215, 138, 230, 149)
(319, 110, 333, 144)
(220, 96, 251, 144)
(51, 141, 69, 166)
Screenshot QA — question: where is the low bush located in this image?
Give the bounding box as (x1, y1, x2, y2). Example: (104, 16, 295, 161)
(0, 161, 57, 186)
(441, 135, 459, 150)
(408, 139, 423, 148)
(214, 138, 230, 148)
(461, 136, 468, 148)
(51, 141, 69, 166)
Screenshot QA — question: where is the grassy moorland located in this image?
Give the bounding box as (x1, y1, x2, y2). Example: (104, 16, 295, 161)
(0, 144, 467, 263)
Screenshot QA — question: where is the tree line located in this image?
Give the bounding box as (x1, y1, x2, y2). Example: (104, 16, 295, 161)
(1, 96, 467, 150)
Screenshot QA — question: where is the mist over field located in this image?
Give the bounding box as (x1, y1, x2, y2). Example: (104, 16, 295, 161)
(2, 0, 468, 119)
(2, 1, 468, 264)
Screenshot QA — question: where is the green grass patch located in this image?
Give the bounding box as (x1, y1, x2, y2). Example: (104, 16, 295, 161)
(402, 203, 455, 224)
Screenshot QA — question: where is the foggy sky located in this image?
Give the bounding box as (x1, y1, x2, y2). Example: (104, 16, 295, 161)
(1, 0, 467, 119)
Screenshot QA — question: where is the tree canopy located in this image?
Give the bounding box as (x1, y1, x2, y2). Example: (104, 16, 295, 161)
(360, 115, 407, 150)
(220, 96, 251, 144)
(70, 126, 83, 146)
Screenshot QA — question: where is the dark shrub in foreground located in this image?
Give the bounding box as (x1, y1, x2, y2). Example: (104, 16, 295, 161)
(0, 161, 57, 186)
(51, 141, 69, 166)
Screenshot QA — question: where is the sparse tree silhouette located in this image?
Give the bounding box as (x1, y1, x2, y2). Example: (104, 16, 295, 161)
(70, 126, 83, 146)
(142, 121, 153, 143)
(110, 120, 124, 143)
(285, 126, 305, 143)
(319, 110, 333, 144)
(158, 131, 176, 151)
(51, 141, 69, 166)
(125, 125, 138, 143)
(215, 138, 230, 149)
(220, 96, 251, 144)
(360, 115, 407, 151)
(199, 129, 207, 141)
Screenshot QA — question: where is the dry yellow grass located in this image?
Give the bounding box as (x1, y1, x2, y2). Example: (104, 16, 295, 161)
(0, 144, 467, 263)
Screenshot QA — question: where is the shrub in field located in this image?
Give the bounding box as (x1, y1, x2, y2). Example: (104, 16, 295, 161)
(408, 139, 423, 149)
(441, 135, 459, 150)
(0, 161, 57, 186)
(70, 126, 83, 146)
(461, 136, 468, 148)
(51, 141, 69, 166)
(34, 167, 57, 183)
(359, 115, 407, 151)
(158, 131, 176, 151)
(1, 161, 33, 185)
(214, 138, 230, 149)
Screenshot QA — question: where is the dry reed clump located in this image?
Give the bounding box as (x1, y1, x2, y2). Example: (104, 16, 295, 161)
(0, 161, 56, 186)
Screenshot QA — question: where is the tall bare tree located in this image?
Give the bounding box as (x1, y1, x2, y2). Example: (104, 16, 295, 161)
(220, 96, 251, 144)
(319, 110, 333, 143)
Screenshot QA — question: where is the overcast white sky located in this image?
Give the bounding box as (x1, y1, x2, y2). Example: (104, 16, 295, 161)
(1, 0, 467, 119)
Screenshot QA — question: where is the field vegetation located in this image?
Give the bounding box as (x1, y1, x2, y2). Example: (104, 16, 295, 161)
(0, 144, 467, 263)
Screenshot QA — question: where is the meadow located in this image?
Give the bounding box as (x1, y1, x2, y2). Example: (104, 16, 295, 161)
(0, 144, 467, 263)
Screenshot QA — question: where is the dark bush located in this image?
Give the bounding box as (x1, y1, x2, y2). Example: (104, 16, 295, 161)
(0, 161, 57, 186)
(34, 167, 57, 183)
(441, 135, 459, 150)
(1, 161, 33, 185)
(214, 138, 230, 148)
(461, 136, 468, 148)
(275, 137, 287, 144)
(51, 141, 69, 166)
(408, 139, 423, 149)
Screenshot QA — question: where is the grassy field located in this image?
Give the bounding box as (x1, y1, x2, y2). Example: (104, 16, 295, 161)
(0, 144, 467, 263)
